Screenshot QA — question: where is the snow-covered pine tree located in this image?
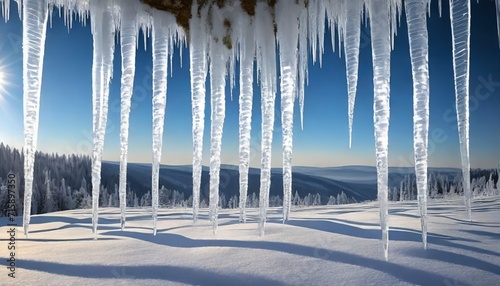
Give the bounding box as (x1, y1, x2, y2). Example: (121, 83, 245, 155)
(327, 195, 336, 205)
(43, 170, 54, 213)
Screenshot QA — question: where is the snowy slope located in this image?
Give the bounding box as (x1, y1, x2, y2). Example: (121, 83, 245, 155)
(1, 197, 499, 285)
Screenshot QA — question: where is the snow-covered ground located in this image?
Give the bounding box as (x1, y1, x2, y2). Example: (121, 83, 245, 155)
(2, 197, 500, 285)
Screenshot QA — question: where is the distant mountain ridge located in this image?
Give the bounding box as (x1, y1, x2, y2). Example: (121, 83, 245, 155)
(101, 161, 462, 204)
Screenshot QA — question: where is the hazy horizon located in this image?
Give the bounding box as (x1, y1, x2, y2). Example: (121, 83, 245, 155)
(2, 141, 494, 170)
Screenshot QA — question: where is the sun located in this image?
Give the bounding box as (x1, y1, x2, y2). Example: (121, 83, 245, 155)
(0, 66, 11, 103)
(0, 64, 13, 110)
(0, 70, 5, 102)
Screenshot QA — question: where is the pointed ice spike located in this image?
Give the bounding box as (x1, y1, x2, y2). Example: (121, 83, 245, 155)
(309, 0, 318, 64)
(190, 3, 208, 224)
(256, 1, 277, 235)
(405, 0, 430, 249)
(450, 0, 472, 221)
(237, 13, 255, 224)
(22, 0, 49, 237)
(297, 5, 308, 131)
(151, 12, 175, 236)
(118, 1, 138, 231)
(343, 0, 362, 148)
(368, 0, 396, 261)
(90, 0, 116, 237)
(2, 0, 10, 21)
(276, 0, 300, 223)
(208, 8, 231, 235)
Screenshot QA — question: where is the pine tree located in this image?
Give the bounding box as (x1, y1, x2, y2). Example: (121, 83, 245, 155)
(43, 170, 54, 213)
(327, 195, 335, 205)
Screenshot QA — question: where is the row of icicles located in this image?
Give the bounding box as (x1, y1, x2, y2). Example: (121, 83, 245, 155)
(1, 0, 495, 260)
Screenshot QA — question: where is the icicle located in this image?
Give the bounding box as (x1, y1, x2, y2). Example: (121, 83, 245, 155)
(49, 3, 53, 28)
(368, 0, 395, 261)
(308, 0, 319, 64)
(118, 0, 138, 231)
(141, 25, 147, 51)
(15, 0, 20, 19)
(276, 0, 300, 223)
(208, 5, 231, 235)
(255, 1, 277, 235)
(325, 1, 342, 56)
(2, 0, 10, 22)
(297, 6, 308, 131)
(317, 0, 326, 67)
(22, 0, 49, 237)
(405, 0, 430, 249)
(229, 40, 236, 101)
(342, 0, 362, 148)
(450, 0, 472, 221)
(190, 3, 209, 224)
(90, 0, 116, 237)
(237, 12, 255, 223)
(151, 11, 176, 236)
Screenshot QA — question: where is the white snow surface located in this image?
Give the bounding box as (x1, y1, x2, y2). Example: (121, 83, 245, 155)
(2, 197, 500, 285)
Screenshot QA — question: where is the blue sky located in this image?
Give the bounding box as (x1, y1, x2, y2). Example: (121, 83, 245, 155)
(0, 1, 499, 169)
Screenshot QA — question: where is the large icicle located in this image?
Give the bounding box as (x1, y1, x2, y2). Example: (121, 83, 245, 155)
(208, 7, 231, 234)
(450, 0, 472, 221)
(256, 2, 277, 235)
(22, 0, 49, 236)
(341, 0, 362, 148)
(275, 0, 300, 222)
(151, 11, 176, 236)
(237, 12, 255, 223)
(368, 0, 394, 261)
(405, 0, 430, 249)
(189, 3, 209, 224)
(90, 0, 116, 237)
(118, 1, 138, 231)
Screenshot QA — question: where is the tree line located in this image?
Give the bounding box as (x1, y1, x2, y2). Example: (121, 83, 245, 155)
(389, 169, 500, 201)
(1, 142, 498, 216)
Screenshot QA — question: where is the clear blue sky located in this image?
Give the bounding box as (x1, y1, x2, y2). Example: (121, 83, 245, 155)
(0, 1, 499, 169)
